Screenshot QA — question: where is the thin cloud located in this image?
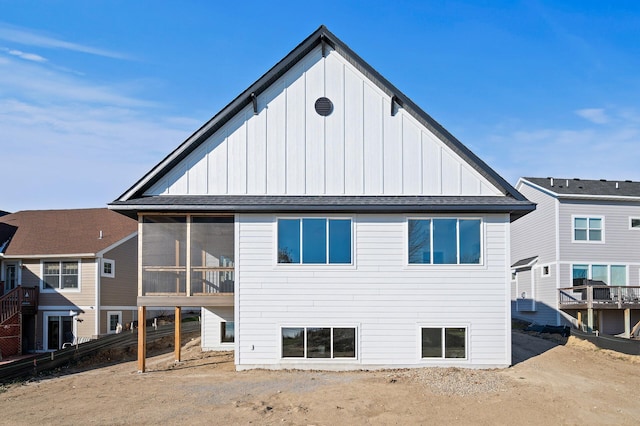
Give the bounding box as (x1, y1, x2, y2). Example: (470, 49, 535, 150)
(575, 108, 610, 124)
(1, 47, 47, 62)
(0, 22, 128, 60)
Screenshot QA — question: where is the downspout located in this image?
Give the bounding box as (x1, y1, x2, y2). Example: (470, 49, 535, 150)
(95, 256, 101, 337)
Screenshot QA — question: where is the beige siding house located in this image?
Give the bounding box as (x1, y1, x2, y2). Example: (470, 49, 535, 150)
(0, 208, 137, 354)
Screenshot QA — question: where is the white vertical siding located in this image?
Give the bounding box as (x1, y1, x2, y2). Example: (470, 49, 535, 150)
(235, 213, 511, 369)
(145, 46, 502, 198)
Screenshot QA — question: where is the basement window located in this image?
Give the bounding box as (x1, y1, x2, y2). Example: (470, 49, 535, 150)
(281, 327, 356, 359)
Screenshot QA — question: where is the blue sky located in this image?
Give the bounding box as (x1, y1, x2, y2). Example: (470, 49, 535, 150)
(1, 1, 640, 212)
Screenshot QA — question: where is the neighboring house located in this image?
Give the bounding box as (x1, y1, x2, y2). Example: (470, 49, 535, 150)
(109, 25, 534, 371)
(511, 177, 640, 337)
(0, 208, 138, 356)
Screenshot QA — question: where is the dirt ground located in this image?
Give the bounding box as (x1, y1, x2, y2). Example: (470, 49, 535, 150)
(1, 331, 639, 425)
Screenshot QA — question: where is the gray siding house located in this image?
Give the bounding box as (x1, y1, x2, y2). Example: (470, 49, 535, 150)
(110, 26, 534, 371)
(511, 177, 640, 337)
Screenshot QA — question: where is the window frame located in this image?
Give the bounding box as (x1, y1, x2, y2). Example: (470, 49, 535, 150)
(629, 217, 640, 230)
(275, 217, 354, 266)
(541, 265, 550, 277)
(572, 215, 604, 243)
(280, 325, 358, 360)
(101, 258, 115, 278)
(571, 263, 627, 287)
(407, 217, 484, 266)
(107, 311, 122, 334)
(220, 321, 235, 344)
(41, 260, 81, 292)
(419, 325, 469, 361)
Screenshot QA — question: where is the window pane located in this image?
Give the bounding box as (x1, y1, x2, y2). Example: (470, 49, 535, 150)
(592, 265, 608, 283)
(611, 266, 626, 286)
(574, 229, 587, 240)
(632, 218, 640, 228)
(278, 219, 300, 263)
(44, 262, 59, 275)
(574, 218, 587, 229)
(589, 230, 602, 241)
(328, 219, 351, 264)
(221, 322, 234, 343)
(44, 275, 59, 289)
(421, 328, 442, 358)
(333, 328, 356, 358)
(141, 216, 187, 294)
(589, 218, 601, 230)
(459, 220, 481, 264)
(408, 220, 431, 264)
(306, 327, 331, 358)
(444, 328, 466, 358)
(62, 262, 78, 275)
(282, 327, 304, 357)
(433, 219, 457, 264)
(62, 275, 78, 289)
(302, 219, 327, 264)
(572, 265, 588, 286)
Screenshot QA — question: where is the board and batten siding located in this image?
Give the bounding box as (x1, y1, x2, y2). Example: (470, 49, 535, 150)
(235, 213, 511, 369)
(145, 46, 501, 198)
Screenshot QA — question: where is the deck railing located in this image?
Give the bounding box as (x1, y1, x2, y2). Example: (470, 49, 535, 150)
(559, 285, 640, 309)
(0, 286, 39, 324)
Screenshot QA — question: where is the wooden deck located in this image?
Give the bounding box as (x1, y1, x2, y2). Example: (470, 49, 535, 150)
(559, 285, 640, 310)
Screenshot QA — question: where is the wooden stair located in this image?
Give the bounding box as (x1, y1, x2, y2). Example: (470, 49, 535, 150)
(0, 287, 39, 358)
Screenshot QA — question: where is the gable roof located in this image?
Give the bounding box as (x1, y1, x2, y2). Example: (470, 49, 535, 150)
(113, 26, 528, 204)
(0, 208, 137, 257)
(521, 177, 640, 199)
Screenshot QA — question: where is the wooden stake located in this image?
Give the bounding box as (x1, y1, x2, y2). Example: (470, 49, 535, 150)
(175, 306, 182, 363)
(138, 306, 146, 373)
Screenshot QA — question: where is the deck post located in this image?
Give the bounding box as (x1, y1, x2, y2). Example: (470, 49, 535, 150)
(624, 308, 631, 338)
(587, 308, 594, 333)
(175, 306, 181, 363)
(577, 311, 582, 330)
(138, 306, 146, 373)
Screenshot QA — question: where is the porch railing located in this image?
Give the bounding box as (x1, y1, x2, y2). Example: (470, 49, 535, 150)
(0, 286, 39, 324)
(559, 285, 640, 309)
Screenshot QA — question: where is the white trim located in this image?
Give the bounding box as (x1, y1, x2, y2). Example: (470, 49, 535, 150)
(2, 253, 95, 259)
(417, 324, 470, 362)
(101, 258, 116, 278)
(274, 216, 355, 267)
(95, 257, 100, 337)
(279, 324, 360, 361)
(100, 305, 138, 310)
(96, 232, 137, 257)
(541, 265, 551, 276)
(40, 259, 82, 293)
(106, 311, 123, 334)
(234, 214, 240, 366)
(405, 216, 484, 267)
(42, 311, 77, 351)
(39, 305, 95, 311)
(571, 214, 605, 244)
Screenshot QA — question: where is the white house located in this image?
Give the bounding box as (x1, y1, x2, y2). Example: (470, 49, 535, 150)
(110, 26, 534, 370)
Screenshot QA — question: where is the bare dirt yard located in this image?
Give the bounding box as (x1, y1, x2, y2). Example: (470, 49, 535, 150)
(1, 331, 639, 425)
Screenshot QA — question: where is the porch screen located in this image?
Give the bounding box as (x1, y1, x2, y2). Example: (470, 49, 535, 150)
(190, 217, 234, 295)
(141, 216, 187, 295)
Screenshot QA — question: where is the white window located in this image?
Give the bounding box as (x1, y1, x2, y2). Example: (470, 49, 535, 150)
(630, 217, 640, 229)
(42, 261, 79, 291)
(107, 311, 122, 334)
(572, 264, 627, 286)
(102, 259, 115, 278)
(541, 265, 550, 276)
(408, 218, 482, 265)
(421, 327, 467, 359)
(573, 216, 603, 242)
(277, 218, 352, 264)
(281, 327, 356, 359)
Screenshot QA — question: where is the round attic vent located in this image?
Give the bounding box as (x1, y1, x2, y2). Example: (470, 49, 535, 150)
(314, 97, 333, 116)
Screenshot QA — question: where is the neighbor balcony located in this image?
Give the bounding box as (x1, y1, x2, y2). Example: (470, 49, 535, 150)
(559, 285, 640, 310)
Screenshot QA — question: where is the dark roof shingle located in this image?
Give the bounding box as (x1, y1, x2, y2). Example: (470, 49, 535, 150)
(524, 177, 640, 198)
